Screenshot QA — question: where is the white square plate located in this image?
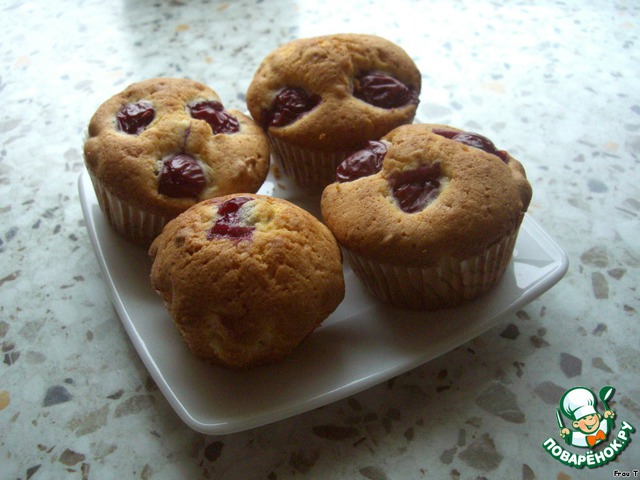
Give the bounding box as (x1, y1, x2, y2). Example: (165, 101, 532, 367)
(78, 168, 568, 435)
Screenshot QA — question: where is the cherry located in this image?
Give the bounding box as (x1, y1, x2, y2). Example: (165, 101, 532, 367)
(432, 128, 509, 162)
(265, 87, 320, 128)
(336, 141, 387, 183)
(116, 101, 155, 134)
(390, 163, 443, 213)
(189, 101, 240, 134)
(207, 196, 254, 240)
(354, 73, 417, 109)
(158, 154, 206, 198)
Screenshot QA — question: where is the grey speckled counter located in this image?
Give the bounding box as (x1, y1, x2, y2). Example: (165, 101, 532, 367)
(1, 1, 639, 478)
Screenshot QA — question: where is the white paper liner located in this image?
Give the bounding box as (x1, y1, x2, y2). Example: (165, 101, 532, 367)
(88, 172, 169, 247)
(344, 228, 520, 310)
(268, 135, 348, 189)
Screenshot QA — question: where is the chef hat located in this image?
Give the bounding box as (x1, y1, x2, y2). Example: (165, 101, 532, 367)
(560, 387, 597, 421)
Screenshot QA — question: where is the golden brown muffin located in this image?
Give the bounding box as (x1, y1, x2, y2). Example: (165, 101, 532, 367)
(149, 194, 345, 368)
(84, 78, 270, 246)
(321, 123, 532, 310)
(246, 34, 421, 188)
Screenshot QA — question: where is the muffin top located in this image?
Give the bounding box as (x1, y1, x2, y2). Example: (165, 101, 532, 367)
(321, 123, 532, 266)
(84, 78, 270, 218)
(246, 34, 421, 152)
(149, 193, 345, 368)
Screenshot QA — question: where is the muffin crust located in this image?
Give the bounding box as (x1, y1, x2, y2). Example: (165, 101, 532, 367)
(246, 34, 421, 152)
(321, 123, 532, 266)
(149, 194, 345, 368)
(84, 78, 270, 219)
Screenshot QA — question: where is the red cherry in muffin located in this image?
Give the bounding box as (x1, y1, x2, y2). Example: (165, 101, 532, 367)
(354, 73, 418, 109)
(116, 101, 155, 134)
(390, 163, 443, 213)
(265, 87, 321, 128)
(189, 100, 240, 134)
(158, 154, 206, 198)
(336, 141, 387, 183)
(207, 196, 254, 240)
(432, 128, 508, 162)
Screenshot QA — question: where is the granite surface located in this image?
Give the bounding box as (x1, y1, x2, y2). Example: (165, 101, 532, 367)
(1, 0, 639, 478)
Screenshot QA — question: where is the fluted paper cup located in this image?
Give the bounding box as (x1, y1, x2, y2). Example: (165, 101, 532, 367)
(344, 224, 521, 310)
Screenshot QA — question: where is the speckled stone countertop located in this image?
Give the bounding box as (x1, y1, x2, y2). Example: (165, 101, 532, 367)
(1, 0, 639, 478)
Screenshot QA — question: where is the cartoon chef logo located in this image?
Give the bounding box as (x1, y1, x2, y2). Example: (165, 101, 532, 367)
(542, 384, 636, 469)
(557, 386, 615, 448)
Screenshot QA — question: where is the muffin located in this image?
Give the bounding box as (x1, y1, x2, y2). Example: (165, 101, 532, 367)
(149, 193, 345, 368)
(321, 123, 532, 310)
(84, 77, 270, 247)
(246, 33, 421, 189)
